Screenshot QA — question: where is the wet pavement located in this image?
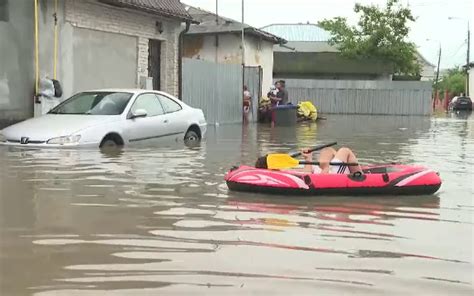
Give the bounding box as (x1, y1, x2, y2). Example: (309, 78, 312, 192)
(0, 113, 473, 295)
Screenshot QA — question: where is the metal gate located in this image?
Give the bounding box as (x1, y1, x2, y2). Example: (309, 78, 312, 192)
(243, 66, 262, 122)
(182, 58, 242, 125)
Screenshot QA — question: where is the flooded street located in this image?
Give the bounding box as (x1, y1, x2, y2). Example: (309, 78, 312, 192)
(1, 113, 473, 295)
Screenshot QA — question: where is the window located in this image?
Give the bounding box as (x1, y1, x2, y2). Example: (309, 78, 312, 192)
(131, 93, 164, 117)
(158, 95, 182, 113)
(49, 92, 132, 115)
(0, 0, 9, 22)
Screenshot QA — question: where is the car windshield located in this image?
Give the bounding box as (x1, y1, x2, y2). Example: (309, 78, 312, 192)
(49, 92, 133, 115)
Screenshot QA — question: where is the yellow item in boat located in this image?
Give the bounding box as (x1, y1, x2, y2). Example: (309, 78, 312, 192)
(297, 101, 318, 121)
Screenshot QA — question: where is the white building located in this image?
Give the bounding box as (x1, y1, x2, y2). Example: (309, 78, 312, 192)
(417, 52, 436, 82)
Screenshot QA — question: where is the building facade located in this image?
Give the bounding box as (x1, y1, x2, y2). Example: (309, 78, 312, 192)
(183, 7, 284, 98)
(263, 23, 435, 82)
(0, 0, 191, 128)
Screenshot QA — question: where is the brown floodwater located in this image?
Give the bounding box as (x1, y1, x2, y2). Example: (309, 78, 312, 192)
(1, 113, 473, 295)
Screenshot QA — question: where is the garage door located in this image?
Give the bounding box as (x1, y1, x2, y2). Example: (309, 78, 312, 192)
(73, 28, 138, 92)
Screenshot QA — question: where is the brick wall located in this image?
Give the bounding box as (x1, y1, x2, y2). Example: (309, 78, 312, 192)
(64, 0, 182, 96)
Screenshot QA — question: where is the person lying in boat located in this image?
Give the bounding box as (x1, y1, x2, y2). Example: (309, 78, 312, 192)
(255, 146, 363, 174)
(301, 147, 363, 174)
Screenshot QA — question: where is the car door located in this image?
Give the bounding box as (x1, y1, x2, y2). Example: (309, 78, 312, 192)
(156, 94, 188, 139)
(124, 93, 170, 143)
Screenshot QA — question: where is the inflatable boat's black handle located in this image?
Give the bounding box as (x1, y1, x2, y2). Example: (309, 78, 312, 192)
(348, 171, 367, 182)
(290, 142, 337, 158)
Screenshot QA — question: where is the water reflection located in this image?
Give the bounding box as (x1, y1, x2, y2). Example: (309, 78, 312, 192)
(0, 115, 473, 295)
(450, 110, 472, 120)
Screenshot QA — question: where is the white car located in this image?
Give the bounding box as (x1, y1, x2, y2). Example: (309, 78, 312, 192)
(0, 89, 207, 148)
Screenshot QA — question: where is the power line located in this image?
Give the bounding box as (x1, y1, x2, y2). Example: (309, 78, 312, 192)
(445, 41, 467, 59)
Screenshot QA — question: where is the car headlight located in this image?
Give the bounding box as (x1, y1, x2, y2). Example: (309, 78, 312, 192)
(0, 132, 6, 143)
(47, 135, 81, 145)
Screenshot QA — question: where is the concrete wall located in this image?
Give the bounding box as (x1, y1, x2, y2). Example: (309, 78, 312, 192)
(183, 33, 275, 97)
(72, 27, 137, 92)
(0, 0, 35, 126)
(274, 52, 393, 81)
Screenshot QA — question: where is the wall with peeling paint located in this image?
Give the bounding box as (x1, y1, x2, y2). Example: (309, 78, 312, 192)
(183, 33, 275, 97)
(244, 36, 274, 99)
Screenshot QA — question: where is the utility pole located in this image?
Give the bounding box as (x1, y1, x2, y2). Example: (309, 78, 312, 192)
(241, 0, 245, 66)
(427, 39, 442, 88)
(466, 21, 470, 95)
(215, 0, 219, 63)
(435, 44, 441, 87)
(449, 17, 470, 96)
(241, 0, 246, 123)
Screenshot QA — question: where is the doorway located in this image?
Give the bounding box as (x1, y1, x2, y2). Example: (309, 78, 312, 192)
(148, 39, 161, 90)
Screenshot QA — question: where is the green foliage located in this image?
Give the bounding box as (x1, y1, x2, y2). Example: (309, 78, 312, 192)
(318, 0, 421, 76)
(435, 68, 466, 95)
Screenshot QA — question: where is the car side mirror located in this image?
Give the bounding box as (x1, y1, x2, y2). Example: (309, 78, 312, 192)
(130, 109, 147, 119)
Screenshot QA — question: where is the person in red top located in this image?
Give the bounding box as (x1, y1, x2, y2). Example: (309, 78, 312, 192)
(243, 85, 252, 123)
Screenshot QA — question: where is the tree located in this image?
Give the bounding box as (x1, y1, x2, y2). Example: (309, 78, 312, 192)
(436, 68, 466, 95)
(318, 0, 420, 76)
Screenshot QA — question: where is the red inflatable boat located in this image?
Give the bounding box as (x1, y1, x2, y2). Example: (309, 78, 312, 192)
(225, 164, 441, 196)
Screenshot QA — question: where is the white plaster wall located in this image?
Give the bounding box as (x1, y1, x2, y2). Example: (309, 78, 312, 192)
(244, 37, 274, 97)
(185, 34, 244, 64)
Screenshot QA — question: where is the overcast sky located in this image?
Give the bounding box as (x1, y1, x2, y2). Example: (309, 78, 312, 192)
(182, 0, 472, 69)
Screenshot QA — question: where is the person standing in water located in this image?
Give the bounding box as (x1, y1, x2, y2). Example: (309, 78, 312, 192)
(243, 85, 252, 123)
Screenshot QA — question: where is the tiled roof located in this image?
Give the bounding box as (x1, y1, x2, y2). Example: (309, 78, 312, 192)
(100, 0, 192, 21)
(260, 23, 331, 42)
(185, 6, 286, 44)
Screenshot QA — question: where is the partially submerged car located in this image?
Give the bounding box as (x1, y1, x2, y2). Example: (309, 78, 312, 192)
(0, 89, 207, 148)
(449, 96, 473, 111)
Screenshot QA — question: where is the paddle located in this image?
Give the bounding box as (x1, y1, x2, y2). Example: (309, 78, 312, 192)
(257, 142, 337, 169)
(266, 153, 359, 170)
(289, 141, 338, 158)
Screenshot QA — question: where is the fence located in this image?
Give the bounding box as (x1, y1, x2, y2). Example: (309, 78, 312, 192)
(182, 58, 242, 125)
(276, 79, 433, 115)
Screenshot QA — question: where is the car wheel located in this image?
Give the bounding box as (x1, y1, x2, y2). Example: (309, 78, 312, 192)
(101, 139, 118, 148)
(184, 130, 201, 147)
(184, 130, 199, 142)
